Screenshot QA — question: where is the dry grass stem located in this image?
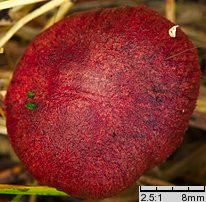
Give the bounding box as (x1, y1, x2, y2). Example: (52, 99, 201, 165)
(44, 0, 74, 29)
(0, 90, 7, 98)
(0, 47, 4, 54)
(0, 0, 72, 48)
(165, 0, 176, 23)
(0, 0, 45, 10)
(0, 125, 7, 135)
(0, 108, 6, 119)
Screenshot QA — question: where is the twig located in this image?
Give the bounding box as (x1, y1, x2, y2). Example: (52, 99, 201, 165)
(0, 0, 74, 48)
(164, 47, 197, 60)
(0, 184, 68, 196)
(165, 0, 176, 23)
(44, 0, 74, 29)
(0, 0, 45, 10)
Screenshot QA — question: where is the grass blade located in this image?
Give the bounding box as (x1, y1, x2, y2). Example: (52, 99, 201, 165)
(0, 184, 68, 196)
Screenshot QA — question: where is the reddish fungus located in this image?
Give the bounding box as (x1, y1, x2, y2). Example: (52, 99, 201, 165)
(5, 6, 200, 199)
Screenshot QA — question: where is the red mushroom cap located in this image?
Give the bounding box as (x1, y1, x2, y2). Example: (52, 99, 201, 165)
(6, 6, 200, 199)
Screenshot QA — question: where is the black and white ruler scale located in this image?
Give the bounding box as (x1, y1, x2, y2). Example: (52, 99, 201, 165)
(139, 186, 205, 202)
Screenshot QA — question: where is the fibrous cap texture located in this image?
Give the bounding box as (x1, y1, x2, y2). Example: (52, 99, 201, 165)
(6, 6, 200, 199)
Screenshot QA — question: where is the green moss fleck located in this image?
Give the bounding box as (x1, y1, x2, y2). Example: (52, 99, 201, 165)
(25, 102, 37, 110)
(27, 91, 35, 98)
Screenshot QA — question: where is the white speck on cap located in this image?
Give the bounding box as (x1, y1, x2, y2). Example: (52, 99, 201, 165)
(169, 25, 179, 38)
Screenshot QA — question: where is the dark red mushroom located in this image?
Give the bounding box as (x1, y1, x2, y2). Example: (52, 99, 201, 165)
(5, 6, 200, 199)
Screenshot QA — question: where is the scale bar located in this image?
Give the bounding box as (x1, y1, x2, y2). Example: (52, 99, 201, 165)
(140, 186, 205, 193)
(140, 190, 205, 192)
